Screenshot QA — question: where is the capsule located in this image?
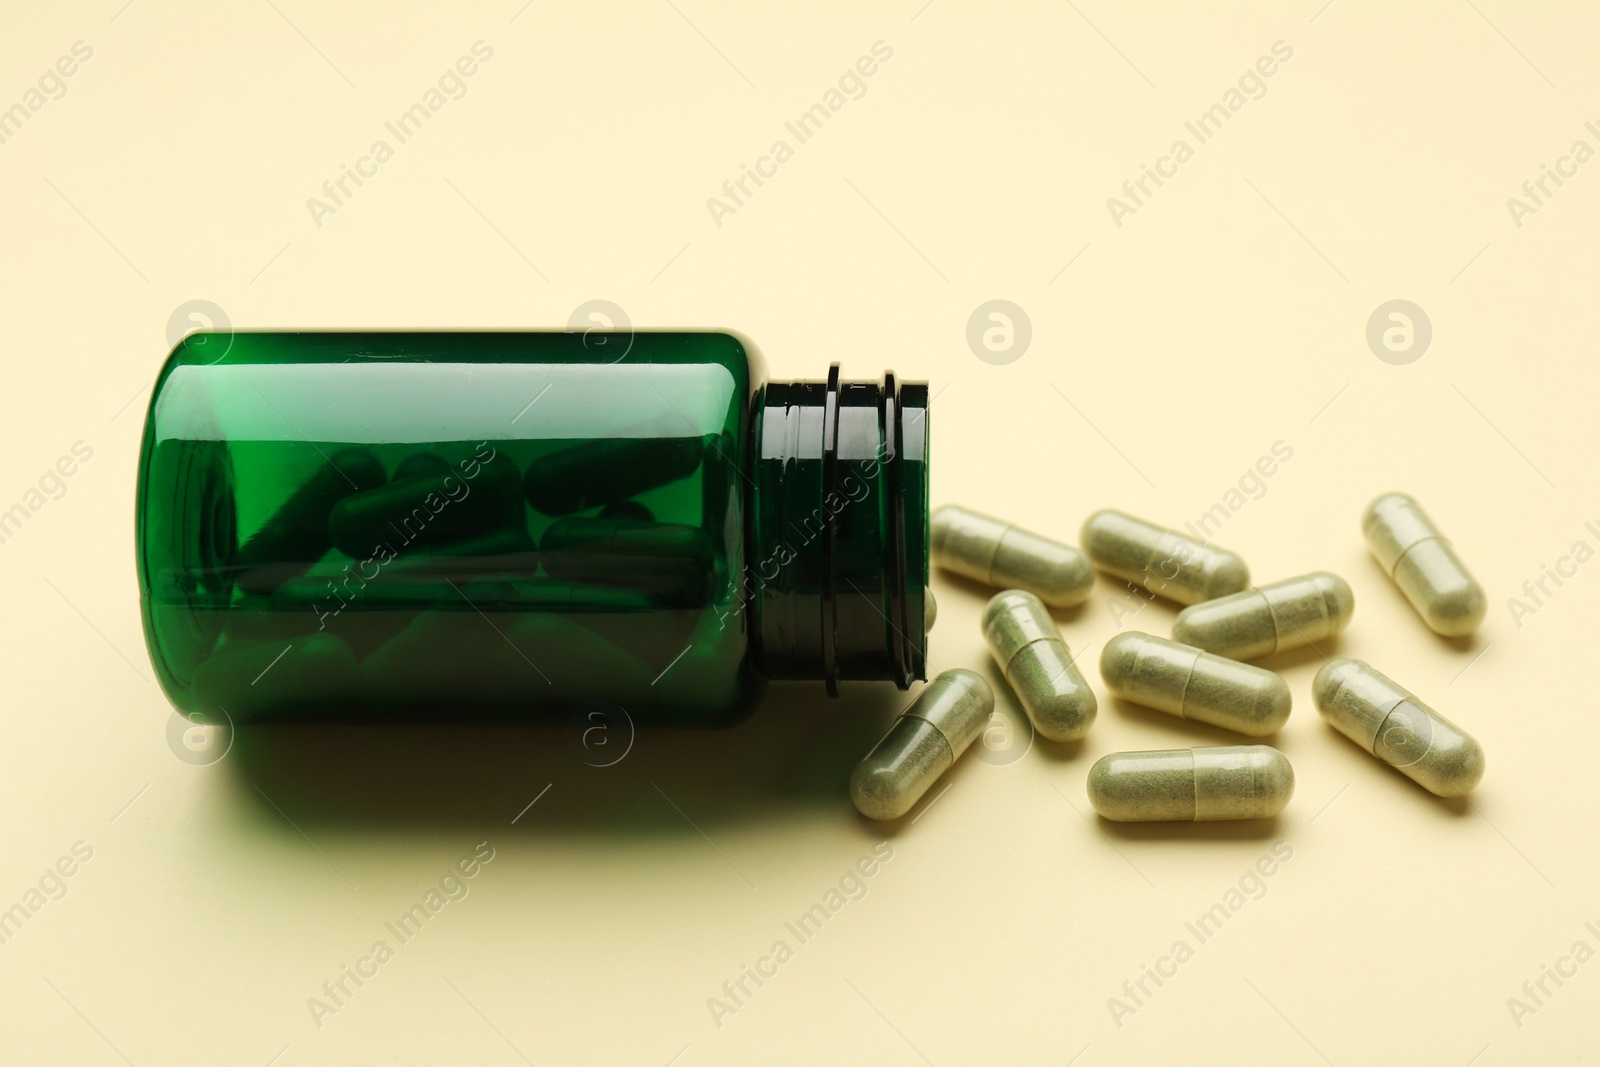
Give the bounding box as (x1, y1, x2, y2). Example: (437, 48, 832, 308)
(1088, 746, 1294, 822)
(524, 436, 702, 516)
(598, 499, 654, 523)
(1362, 493, 1486, 637)
(390, 528, 539, 576)
(1313, 658, 1484, 797)
(981, 590, 1096, 741)
(1100, 632, 1290, 736)
(1171, 572, 1354, 660)
(393, 452, 452, 481)
(268, 565, 565, 655)
(328, 451, 522, 560)
(267, 574, 453, 654)
(850, 669, 992, 821)
(234, 448, 386, 594)
(1080, 509, 1250, 605)
(539, 517, 714, 606)
(931, 505, 1094, 607)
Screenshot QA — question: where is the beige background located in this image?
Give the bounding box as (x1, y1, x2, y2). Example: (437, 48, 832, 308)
(2, 1, 1597, 1064)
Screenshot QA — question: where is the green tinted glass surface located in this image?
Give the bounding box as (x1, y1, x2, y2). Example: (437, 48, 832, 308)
(136, 331, 760, 724)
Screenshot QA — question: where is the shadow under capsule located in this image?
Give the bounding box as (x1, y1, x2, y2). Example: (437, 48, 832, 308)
(216, 680, 907, 837)
(931, 569, 1093, 623)
(1096, 814, 1285, 843)
(1350, 772, 1474, 819)
(1252, 641, 1339, 675)
(930, 569, 1011, 606)
(1433, 632, 1479, 655)
(1106, 695, 1284, 746)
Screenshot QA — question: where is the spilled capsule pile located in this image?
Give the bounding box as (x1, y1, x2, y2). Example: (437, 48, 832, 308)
(856, 493, 1489, 825)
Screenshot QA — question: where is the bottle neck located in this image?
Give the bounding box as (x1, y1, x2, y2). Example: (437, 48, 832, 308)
(747, 365, 929, 693)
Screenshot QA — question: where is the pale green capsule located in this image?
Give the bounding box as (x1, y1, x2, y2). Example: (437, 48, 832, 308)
(932, 505, 1093, 607)
(982, 590, 1097, 741)
(1088, 746, 1294, 822)
(1171, 572, 1354, 660)
(1363, 493, 1486, 637)
(850, 669, 993, 821)
(1080, 509, 1249, 606)
(1313, 658, 1484, 797)
(1100, 632, 1290, 736)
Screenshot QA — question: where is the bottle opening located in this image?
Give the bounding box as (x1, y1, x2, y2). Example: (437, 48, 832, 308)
(749, 364, 929, 692)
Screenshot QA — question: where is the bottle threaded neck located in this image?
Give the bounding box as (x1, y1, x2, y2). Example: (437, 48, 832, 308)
(748, 365, 929, 692)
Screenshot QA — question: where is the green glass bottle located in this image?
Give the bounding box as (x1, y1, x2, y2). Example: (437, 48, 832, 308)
(136, 331, 929, 725)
